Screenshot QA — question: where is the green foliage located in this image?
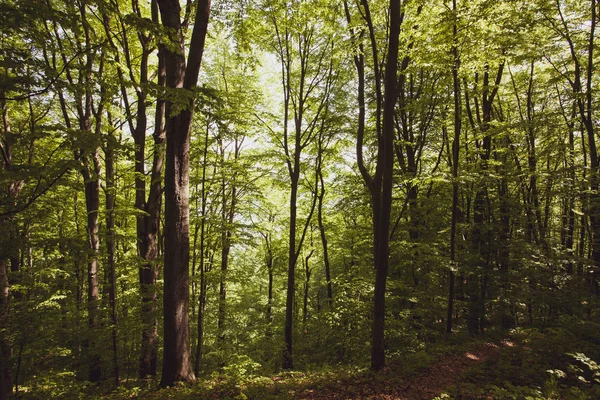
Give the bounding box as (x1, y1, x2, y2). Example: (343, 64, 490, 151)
(1, 0, 600, 398)
(448, 323, 600, 399)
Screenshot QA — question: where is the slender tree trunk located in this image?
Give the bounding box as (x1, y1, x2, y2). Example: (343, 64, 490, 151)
(266, 238, 274, 337)
(105, 131, 119, 386)
(139, 47, 165, 378)
(465, 62, 504, 335)
(217, 139, 238, 345)
(446, 0, 460, 334)
(284, 173, 299, 369)
(81, 145, 102, 381)
(302, 249, 314, 327)
(157, 0, 210, 386)
(317, 176, 332, 306)
(194, 121, 210, 375)
(0, 259, 9, 400)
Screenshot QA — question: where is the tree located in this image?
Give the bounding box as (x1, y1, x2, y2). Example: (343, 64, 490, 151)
(259, 0, 337, 369)
(344, 0, 401, 371)
(446, 0, 461, 334)
(102, 0, 167, 378)
(157, 0, 211, 386)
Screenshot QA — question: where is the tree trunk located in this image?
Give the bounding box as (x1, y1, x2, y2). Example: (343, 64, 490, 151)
(139, 46, 165, 378)
(105, 131, 119, 386)
(371, 0, 400, 371)
(157, 0, 210, 386)
(317, 175, 333, 306)
(217, 138, 238, 345)
(465, 62, 504, 335)
(447, 0, 461, 333)
(266, 237, 274, 337)
(302, 249, 314, 327)
(194, 121, 210, 376)
(0, 259, 9, 400)
(81, 146, 102, 382)
(283, 174, 299, 369)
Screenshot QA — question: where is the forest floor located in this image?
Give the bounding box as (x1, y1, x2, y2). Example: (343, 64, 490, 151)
(294, 340, 514, 400)
(51, 322, 599, 399)
(114, 339, 516, 400)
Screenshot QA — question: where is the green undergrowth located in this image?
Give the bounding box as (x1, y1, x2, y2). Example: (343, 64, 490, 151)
(443, 318, 600, 400)
(15, 334, 479, 399)
(18, 324, 600, 400)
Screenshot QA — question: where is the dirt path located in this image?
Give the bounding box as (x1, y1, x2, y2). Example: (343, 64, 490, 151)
(297, 340, 514, 400)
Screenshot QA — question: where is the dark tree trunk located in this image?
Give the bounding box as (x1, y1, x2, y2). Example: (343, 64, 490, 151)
(317, 174, 333, 306)
(343, 0, 400, 371)
(139, 46, 165, 378)
(302, 249, 314, 327)
(161, 99, 196, 385)
(371, 0, 401, 371)
(465, 62, 504, 335)
(0, 259, 9, 400)
(194, 121, 210, 376)
(447, 0, 460, 333)
(283, 173, 299, 369)
(157, 0, 210, 386)
(266, 240, 274, 336)
(105, 131, 119, 386)
(278, 19, 328, 370)
(217, 138, 238, 345)
(0, 94, 17, 398)
(81, 141, 102, 382)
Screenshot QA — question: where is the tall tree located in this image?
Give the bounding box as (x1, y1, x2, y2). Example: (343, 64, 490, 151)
(446, 0, 461, 334)
(345, 0, 401, 370)
(261, 0, 336, 369)
(157, 0, 211, 386)
(41, 0, 107, 379)
(102, 0, 167, 378)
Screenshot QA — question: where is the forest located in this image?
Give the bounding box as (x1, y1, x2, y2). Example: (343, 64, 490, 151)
(0, 0, 599, 398)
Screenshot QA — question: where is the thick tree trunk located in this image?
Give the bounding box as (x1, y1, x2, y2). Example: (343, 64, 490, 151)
(161, 109, 196, 384)
(0, 96, 15, 398)
(157, 0, 210, 386)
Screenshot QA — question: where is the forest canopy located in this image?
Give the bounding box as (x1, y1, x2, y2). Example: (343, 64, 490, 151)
(0, 0, 599, 398)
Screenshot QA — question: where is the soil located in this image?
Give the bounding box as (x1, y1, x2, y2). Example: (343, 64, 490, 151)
(297, 340, 514, 400)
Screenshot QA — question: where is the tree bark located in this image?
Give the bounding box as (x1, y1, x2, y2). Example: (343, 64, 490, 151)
(302, 249, 314, 327)
(371, 0, 400, 371)
(217, 138, 238, 345)
(465, 63, 504, 335)
(343, 0, 400, 371)
(265, 233, 274, 337)
(317, 170, 333, 306)
(447, 0, 461, 334)
(105, 129, 119, 386)
(157, 0, 210, 386)
(0, 259, 9, 400)
(139, 41, 166, 381)
(194, 121, 210, 375)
